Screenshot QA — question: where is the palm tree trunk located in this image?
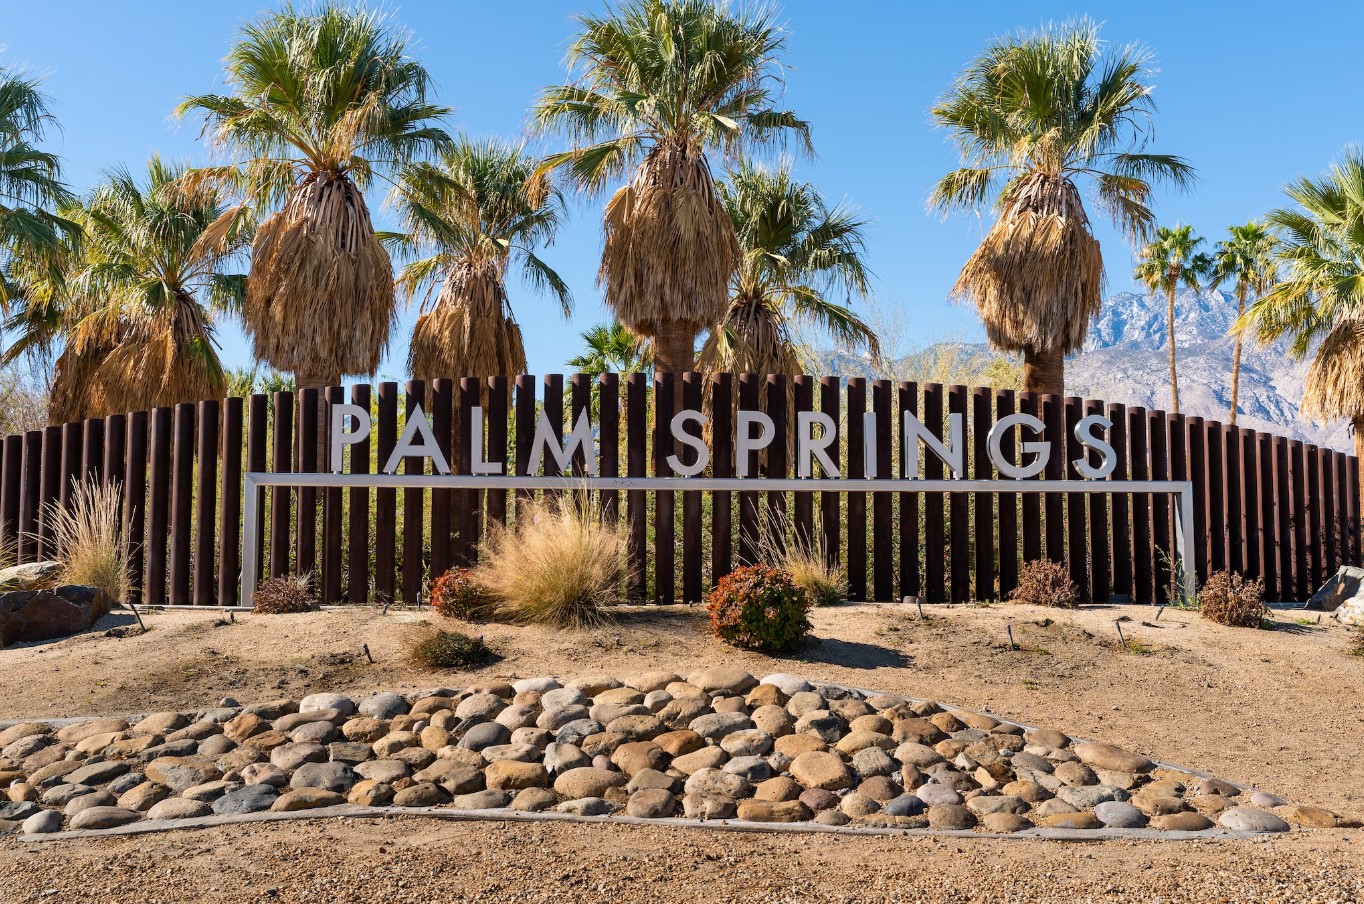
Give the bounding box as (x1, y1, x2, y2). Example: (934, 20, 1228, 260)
(1022, 347, 1064, 395)
(296, 368, 340, 471)
(1229, 286, 1246, 425)
(1166, 285, 1180, 414)
(651, 322, 697, 378)
(1355, 416, 1364, 510)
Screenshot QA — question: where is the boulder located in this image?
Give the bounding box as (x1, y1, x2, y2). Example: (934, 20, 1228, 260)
(1337, 594, 1364, 628)
(0, 585, 112, 647)
(0, 561, 63, 590)
(1307, 565, 1364, 611)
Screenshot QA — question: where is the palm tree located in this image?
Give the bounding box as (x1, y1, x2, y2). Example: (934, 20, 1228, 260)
(1242, 150, 1364, 495)
(177, 4, 451, 391)
(568, 322, 653, 376)
(0, 66, 78, 308)
(1134, 224, 1210, 414)
(1209, 221, 1277, 424)
(534, 0, 811, 378)
(699, 160, 876, 376)
(930, 18, 1194, 395)
(392, 139, 570, 385)
(4, 157, 249, 422)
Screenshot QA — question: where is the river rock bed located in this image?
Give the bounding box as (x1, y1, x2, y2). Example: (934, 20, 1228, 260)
(0, 670, 1353, 838)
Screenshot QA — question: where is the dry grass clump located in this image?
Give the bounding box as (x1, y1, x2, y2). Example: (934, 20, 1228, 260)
(252, 574, 318, 614)
(751, 513, 846, 607)
(44, 478, 130, 604)
(1347, 625, 1364, 657)
(1199, 570, 1268, 628)
(1008, 559, 1080, 609)
(474, 494, 631, 627)
(408, 627, 493, 670)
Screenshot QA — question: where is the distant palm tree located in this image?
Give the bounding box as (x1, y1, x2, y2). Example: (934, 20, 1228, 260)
(534, 0, 810, 378)
(0, 66, 78, 308)
(3, 157, 249, 423)
(1134, 224, 1211, 414)
(699, 161, 876, 376)
(568, 322, 652, 376)
(177, 4, 451, 391)
(1243, 151, 1364, 493)
(1209, 221, 1277, 424)
(931, 19, 1194, 395)
(392, 139, 570, 385)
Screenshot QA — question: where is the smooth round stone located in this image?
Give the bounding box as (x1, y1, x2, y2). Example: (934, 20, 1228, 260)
(799, 788, 839, 811)
(554, 720, 603, 747)
(0, 801, 39, 821)
(813, 809, 850, 826)
(512, 677, 561, 695)
(928, 804, 976, 830)
(556, 797, 614, 816)
(290, 722, 338, 745)
(857, 775, 902, 803)
(290, 762, 355, 793)
(760, 674, 813, 696)
(590, 754, 615, 772)
(914, 782, 962, 807)
(299, 694, 356, 718)
(65, 790, 116, 817)
(689, 712, 752, 742)
(683, 767, 751, 800)
(852, 747, 896, 778)
(509, 787, 558, 812)
(495, 706, 539, 731)
(1219, 806, 1291, 833)
(107, 773, 146, 796)
(451, 789, 511, 810)
(213, 784, 279, 815)
(455, 694, 505, 722)
(1056, 785, 1126, 809)
(883, 794, 928, 817)
(354, 759, 409, 784)
(541, 688, 589, 710)
(625, 788, 677, 818)
(21, 810, 63, 834)
(42, 784, 95, 807)
(1072, 742, 1153, 775)
(1094, 800, 1148, 828)
(270, 742, 327, 771)
(1250, 791, 1287, 808)
(537, 705, 590, 732)
(64, 806, 139, 831)
(643, 691, 672, 711)
(790, 751, 854, 791)
(722, 756, 771, 782)
(543, 743, 591, 775)
(687, 668, 758, 694)
(720, 730, 773, 757)
(147, 798, 211, 821)
(197, 735, 237, 757)
(358, 693, 409, 720)
(459, 722, 511, 752)
(839, 792, 880, 818)
(65, 761, 129, 786)
(982, 812, 1033, 834)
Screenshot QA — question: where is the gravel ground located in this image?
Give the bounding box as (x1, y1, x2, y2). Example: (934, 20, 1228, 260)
(3, 816, 1362, 903)
(2, 601, 1362, 900)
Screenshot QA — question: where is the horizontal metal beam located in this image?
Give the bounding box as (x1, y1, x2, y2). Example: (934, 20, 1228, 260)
(238, 472, 1197, 608)
(243, 472, 1193, 495)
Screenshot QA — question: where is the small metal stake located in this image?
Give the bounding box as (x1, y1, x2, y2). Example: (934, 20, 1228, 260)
(1115, 620, 1128, 650)
(127, 600, 147, 633)
(362, 643, 374, 664)
(1155, 605, 1165, 621)
(1007, 624, 1017, 651)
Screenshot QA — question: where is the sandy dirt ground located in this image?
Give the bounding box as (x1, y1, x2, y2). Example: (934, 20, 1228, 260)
(2, 600, 1362, 902)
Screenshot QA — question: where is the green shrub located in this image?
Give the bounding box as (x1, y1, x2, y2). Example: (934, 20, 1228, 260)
(429, 567, 488, 620)
(252, 574, 318, 614)
(1008, 560, 1080, 609)
(706, 564, 812, 653)
(408, 628, 493, 669)
(1199, 571, 1267, 628)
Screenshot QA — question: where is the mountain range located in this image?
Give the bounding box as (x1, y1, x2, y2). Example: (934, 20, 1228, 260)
(826, 289, 1351, 452)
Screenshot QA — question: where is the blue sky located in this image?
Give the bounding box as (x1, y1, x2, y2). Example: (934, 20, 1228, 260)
(5, 1, 1360, 377)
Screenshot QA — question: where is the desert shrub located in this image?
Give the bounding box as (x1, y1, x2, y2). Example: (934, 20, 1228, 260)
(1347, 626, 1364, 657)
(408, 628, 493, 669)
(429, 567, 488, 620)
(45, 478, 130, 604)
(751, 512, 846, 607)
(706, 564, 812, 653)
(252, 574, 318, 614)
(1199, 570, 1267, 628)
(475, 494, 631, 627)
(1008, 560, 1080, 609)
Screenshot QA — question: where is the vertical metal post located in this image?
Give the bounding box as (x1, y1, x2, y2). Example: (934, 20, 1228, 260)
(1176, 483, 1197, 605)
(240, 473, 260, 607)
